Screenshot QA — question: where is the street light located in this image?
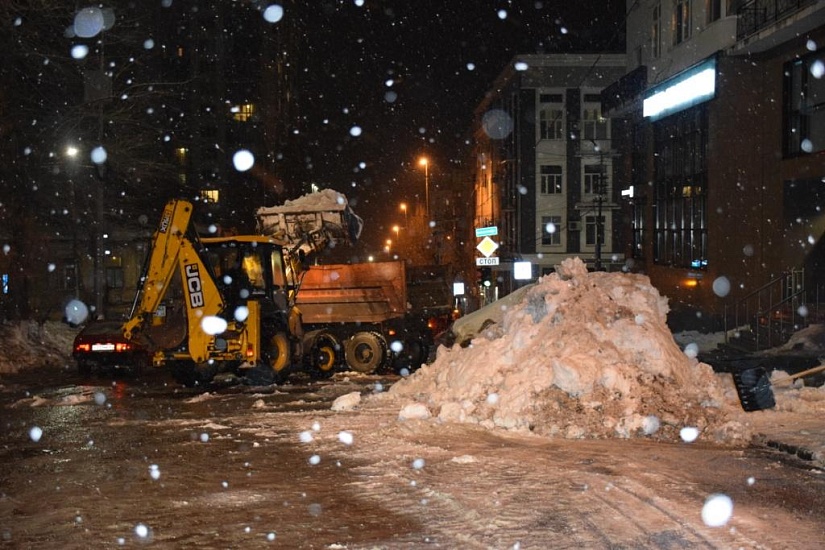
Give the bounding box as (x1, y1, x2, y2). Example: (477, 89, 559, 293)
(399, 203, 408, 228)
(418, 157, 430, 219)
(392, 224, 400, 239)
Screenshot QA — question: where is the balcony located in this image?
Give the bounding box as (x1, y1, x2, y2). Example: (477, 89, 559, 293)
(736, 0, 824, 46)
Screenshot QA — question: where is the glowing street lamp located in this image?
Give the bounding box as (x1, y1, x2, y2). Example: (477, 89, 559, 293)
(418, 157, 430, 219)
(399, 203, 408, 227)
(392, 224, 400, 239)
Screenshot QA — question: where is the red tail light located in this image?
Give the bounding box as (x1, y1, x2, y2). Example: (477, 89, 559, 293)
(246, 345, 255, 358)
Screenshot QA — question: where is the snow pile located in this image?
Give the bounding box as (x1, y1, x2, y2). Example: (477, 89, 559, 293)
(388, 257, 746, 443)
(0, 321, 77, 374)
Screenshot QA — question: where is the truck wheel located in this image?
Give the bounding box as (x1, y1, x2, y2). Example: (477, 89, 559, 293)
(395, 339, 428, 373)
(309, 333, 340, 379)
(345, 331, 387, 374)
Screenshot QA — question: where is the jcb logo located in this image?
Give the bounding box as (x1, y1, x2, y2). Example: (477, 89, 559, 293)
(159, 209, 172, 233)
(185, 264, 204, 308)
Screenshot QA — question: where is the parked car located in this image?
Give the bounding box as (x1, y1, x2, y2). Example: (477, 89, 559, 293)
(72, 320, 149, 376)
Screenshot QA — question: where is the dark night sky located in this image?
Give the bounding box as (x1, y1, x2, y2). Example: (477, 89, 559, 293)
(274, 0, 624, 196)
(273, 0, 626, 246)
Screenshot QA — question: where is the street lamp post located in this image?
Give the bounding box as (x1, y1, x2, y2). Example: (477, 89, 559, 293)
(399, 203, 408, 228)
(418, 157, 430, 219)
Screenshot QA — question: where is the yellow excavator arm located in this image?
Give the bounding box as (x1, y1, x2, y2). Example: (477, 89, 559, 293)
(122, 199, 225, 362)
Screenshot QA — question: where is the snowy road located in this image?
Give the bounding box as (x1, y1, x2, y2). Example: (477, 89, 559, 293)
(1, 366, 824, 549)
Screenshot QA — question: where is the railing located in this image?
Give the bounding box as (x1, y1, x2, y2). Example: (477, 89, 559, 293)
(737, 0, 817, 40)
(725, 269, 810, 351)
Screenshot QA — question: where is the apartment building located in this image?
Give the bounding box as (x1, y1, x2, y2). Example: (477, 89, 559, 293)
(605, 0, 825, 324)
(471, 54, 627, 303)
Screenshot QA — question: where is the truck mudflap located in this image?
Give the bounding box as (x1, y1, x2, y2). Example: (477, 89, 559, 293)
(344, 331, 388, 373)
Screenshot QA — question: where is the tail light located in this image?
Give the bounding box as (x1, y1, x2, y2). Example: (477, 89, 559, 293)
(75, 343, 91, 353)
(246, 345, 255, 358)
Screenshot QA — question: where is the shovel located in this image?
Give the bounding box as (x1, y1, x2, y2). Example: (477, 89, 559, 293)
(732, 363, 825, 412)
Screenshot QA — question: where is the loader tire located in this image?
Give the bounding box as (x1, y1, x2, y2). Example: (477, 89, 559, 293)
(308, 332, 341, 379)
(344, 331, 387, 374)
(248, 332, 290, 386)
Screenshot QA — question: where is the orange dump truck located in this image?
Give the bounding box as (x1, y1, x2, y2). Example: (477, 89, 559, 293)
(296, 260, 432, 375)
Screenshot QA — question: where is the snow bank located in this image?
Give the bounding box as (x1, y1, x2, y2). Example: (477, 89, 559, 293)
(0, 321, 77, 374)
(388, 258, 747, 444)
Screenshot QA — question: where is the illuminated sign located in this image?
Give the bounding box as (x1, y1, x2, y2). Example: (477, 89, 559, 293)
(514, 261, 532, 280)
(643, 58, 716, 121)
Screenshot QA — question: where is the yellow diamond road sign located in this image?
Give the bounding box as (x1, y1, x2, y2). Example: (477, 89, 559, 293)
(476, 236, 499, 258)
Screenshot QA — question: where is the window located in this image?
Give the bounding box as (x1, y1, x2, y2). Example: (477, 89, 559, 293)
(539, 108, 564, 140)
(784, 53, 825, 157)
(673, 0, 692, 45)
(539, 93, 563, 103)
(583, 164, 606, 195)
(105, 267, 124, 289)
(585, 215, 605, 246)
(705, 0, 721, 24)
(540, 165, 563, 194)
(541, 216, 562, 246)
(582, 104, 609, 140)
(232, 103, 255, 122)
(652, 105, 708, 267)
(651, 3, 662, 58)
(200, 189, 220, 203)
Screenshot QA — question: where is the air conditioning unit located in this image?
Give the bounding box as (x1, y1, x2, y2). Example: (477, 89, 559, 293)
(568, 221, 582, 231)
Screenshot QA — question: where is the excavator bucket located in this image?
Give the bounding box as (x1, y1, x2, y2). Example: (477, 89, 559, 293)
(255, 189, 363, 253)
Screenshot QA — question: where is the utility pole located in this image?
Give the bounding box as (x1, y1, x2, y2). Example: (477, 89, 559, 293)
(595, 144, 604, 271)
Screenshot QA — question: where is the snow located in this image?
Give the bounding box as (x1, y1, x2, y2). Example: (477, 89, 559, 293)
(385, 258, 747, 443)
(2, 256, 825, 460)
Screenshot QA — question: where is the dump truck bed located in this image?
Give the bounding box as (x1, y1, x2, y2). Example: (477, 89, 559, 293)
(296, 261, 407, 324)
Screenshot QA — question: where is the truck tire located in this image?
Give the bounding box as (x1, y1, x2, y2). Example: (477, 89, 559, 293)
(308, 332, 341, 379)
(395, 338, 428, 374)
(344, 331, 387, 374)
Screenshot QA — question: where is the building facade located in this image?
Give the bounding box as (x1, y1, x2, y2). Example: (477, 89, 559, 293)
(471, 54, 627, 303)
(605, 0, 825, 325)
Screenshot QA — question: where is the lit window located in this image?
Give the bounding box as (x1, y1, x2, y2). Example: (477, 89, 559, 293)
(175, 147, 188, 164)
(582, 103, 609, 140)
(232, 103, 255, 122)
(200, 189, 220, 203)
